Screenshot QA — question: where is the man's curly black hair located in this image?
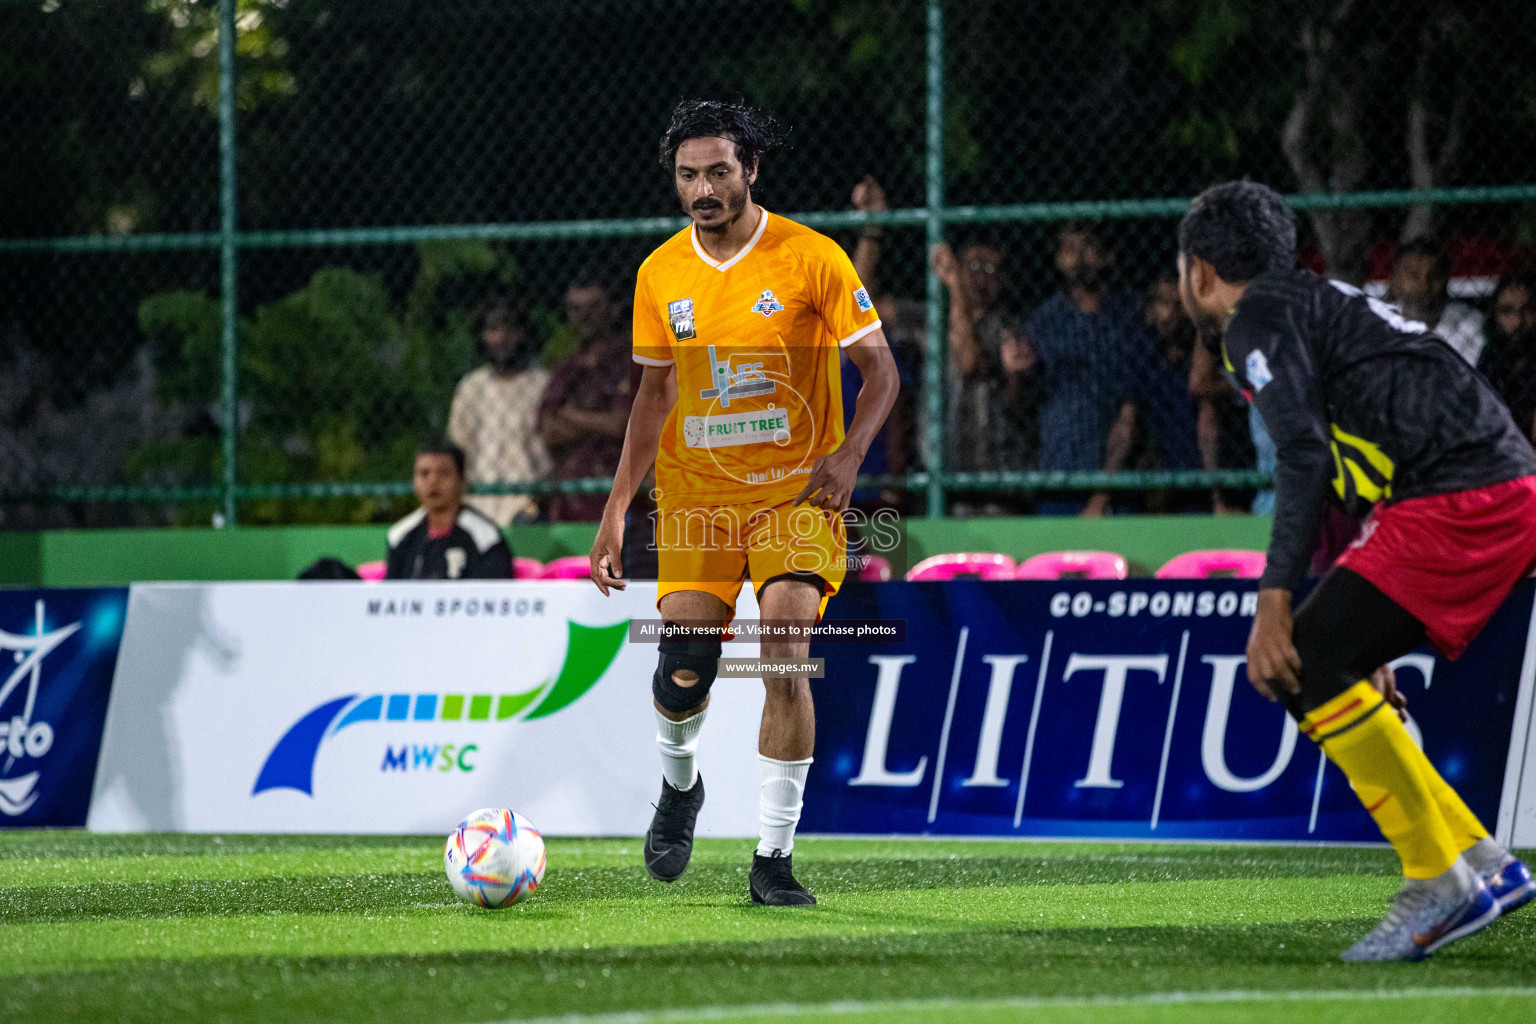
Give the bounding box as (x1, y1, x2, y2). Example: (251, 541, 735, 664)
(658, 99, 786, 173)
(1177, 181, 1297, 283)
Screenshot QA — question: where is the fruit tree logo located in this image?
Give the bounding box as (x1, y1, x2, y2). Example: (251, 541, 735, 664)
(253, 619, 627, 797)
(0, 600, 78, 816)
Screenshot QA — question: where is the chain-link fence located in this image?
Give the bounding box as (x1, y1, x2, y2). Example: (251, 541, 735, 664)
(4, 0, 1536, 527)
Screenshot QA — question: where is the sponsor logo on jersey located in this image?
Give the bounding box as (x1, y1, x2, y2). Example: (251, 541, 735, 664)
(668, 298, 696, 341)
(1245, 349, 1273, 393)
(854, 286, 874, 312)
(698, 344, 776, 408)
(683, 408, 792, 449)
(751, 289, 785, 318)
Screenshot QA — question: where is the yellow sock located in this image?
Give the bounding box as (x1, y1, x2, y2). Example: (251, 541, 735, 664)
(1419, 755, 1490, 852)
(1302, 682, 1460, 879)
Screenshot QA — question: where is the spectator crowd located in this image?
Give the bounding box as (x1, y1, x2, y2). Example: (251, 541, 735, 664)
(404, 180, 1536, 536)
(923, 217, 1536, 517)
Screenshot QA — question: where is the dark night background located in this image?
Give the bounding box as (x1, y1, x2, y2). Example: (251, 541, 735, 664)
(3, 0, 1533, 522)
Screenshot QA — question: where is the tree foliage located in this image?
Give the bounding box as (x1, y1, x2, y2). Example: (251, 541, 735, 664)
(135, 240, 517, 524)
(1132, 0, 1536, 281)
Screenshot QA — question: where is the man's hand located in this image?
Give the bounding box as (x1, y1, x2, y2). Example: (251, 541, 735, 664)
(852, 175, 887, 214)
(1079, 493, 1111, 518)
(793, 444, 863, 513)
(1369, 663, 1408, 722)
(929, 242, 960, 291)
(589, 514, 627, 595)
(1246, 588, 1301, 701)
(999, 328, 1036, 375)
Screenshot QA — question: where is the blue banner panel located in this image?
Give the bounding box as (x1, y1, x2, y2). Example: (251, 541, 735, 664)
(805, 580, 1534, 841)
(0, 589, 128, 826)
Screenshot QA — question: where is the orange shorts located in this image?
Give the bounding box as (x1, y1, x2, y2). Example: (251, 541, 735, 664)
(654, 499, 847, 621)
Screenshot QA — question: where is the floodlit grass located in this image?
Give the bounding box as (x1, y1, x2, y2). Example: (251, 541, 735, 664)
(0, 834, 1530, 1023)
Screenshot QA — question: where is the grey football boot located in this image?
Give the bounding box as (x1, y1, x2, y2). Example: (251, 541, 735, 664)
(1341, 858, 1500, 962)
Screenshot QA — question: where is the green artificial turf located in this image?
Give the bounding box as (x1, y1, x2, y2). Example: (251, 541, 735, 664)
(0, 833, 1530, 1023)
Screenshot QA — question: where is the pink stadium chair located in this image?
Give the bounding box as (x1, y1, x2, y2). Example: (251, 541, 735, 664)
(1156, 549, 1267, 579)
(1014, 550, 1128, 581)
(541, 555, 593, 580)
(356, 560, 387, 582)
(905, 552, 1016, 582)
(858, 554, 893, 582)
(513, 556, 546, 580)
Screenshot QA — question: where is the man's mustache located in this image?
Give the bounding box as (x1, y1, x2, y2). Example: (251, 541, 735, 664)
(692, 200, 722, 210)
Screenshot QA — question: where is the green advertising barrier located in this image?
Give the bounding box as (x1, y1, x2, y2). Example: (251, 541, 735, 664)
(0, 516, 1273, 587)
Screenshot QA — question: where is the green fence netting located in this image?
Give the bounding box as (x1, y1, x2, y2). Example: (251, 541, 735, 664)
(3, 0, 1536, 527)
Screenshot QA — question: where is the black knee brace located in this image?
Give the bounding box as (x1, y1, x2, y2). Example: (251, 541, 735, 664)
(652, 634, 723, 713)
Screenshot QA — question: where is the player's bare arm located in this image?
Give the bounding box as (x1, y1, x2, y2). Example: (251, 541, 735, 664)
(1247, 587, 1301, 700)
(590, 363, 676, 595)
(793, 327, 899, 513)
(1240, 387, 1332, 701)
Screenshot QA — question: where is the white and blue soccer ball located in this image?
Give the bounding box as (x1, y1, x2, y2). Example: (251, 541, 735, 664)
(444, 807, 547, 909)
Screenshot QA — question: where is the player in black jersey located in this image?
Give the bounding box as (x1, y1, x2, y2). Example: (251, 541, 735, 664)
(1178, 181, 1536, 962)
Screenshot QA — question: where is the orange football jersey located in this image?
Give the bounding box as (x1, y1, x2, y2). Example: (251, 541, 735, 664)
(632, 210, 881, 509)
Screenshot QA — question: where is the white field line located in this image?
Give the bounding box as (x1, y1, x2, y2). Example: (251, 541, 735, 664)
(478, 985, 1536, 1024)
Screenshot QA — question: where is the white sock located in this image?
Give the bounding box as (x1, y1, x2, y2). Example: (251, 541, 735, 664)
(756, 755, 812, 857)
(655, 707, 705, 791)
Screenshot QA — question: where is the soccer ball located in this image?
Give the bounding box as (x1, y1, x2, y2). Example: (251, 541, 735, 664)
(444, 807, 546, 909)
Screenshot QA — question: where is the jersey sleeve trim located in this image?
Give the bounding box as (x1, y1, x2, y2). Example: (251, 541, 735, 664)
(631, 263, 675, 367)
(837, 319, 883, 348)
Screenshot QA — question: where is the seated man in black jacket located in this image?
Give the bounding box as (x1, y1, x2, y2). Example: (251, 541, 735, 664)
(386, 440, 514, 580)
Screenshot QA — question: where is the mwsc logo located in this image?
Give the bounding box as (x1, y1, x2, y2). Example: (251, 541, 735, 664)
(254, 619, 627, 796)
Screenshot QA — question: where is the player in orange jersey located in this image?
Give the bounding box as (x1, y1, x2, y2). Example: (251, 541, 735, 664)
(589, 100, 899, 905)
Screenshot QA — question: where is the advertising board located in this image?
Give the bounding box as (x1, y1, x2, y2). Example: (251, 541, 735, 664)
(806, 580, 1536, 845)
(0, 588, 127, 826)
(89, 581, 765, 835)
